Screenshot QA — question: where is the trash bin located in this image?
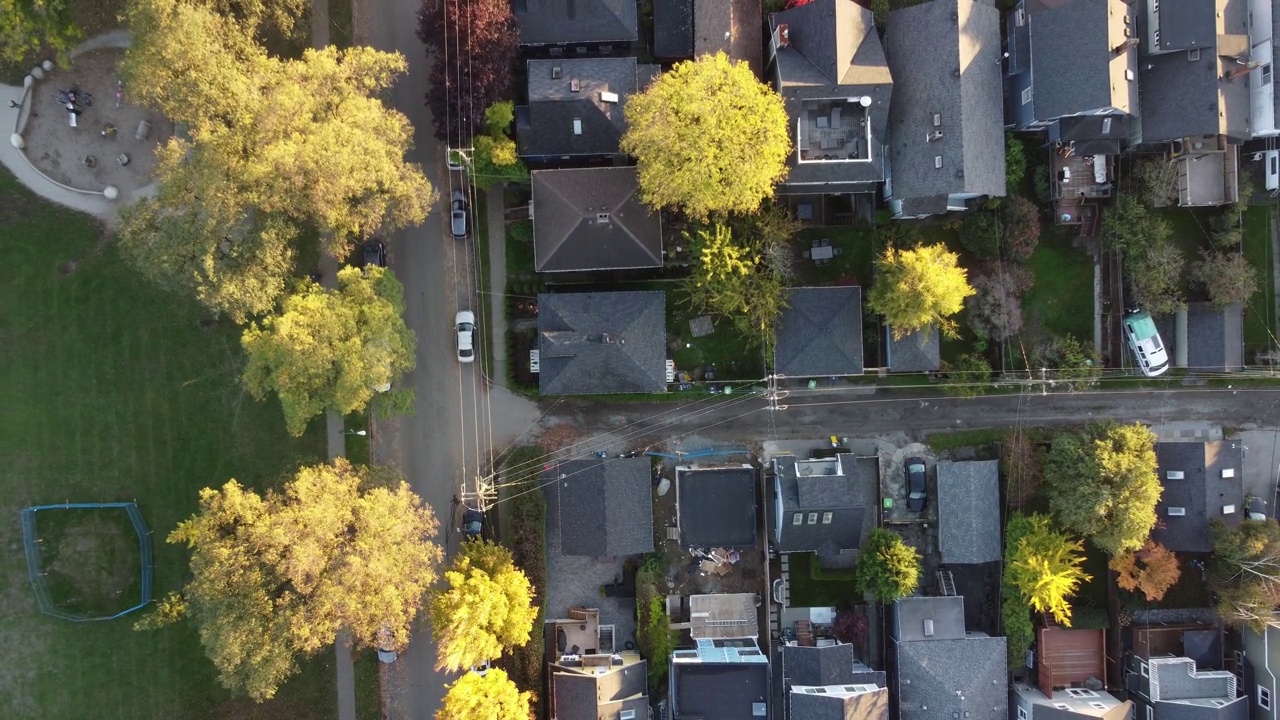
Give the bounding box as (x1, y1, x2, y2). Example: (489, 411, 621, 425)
(882, 497, 894, 509)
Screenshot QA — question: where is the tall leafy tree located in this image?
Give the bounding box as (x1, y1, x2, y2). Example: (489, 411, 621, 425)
(416, 0, 519, 145)
(1004, 513, 1090, 626)
(1211, 518, 1280, 630)
(241, 266, 417, 436)
(1044, 422, 1161, 555)
(162, 460, 441, 700)
(428, 541, 538, 672)
(1110, 540, 1180, 602)
(1191, 250, 1259, 309)
(868, 244, 976, 339)
(438, 668, 531, 720)
(0, 0, 80, 64)
(855, 527, 920, 603)
(621, 51, 790, 219)
(685, 223, 788, 343)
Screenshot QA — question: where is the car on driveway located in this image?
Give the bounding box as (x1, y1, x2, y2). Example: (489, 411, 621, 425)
(362, 239, 386, 268)
(905, 457, 928, 513)
(450, 192, 468, 239)
(455, 310, 475, 363)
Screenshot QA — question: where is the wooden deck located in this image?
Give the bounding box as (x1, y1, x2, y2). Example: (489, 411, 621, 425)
(1037, 626, 1106, 698)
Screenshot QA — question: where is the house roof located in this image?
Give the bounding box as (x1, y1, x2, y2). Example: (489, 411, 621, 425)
(774, 455, 874, 555)
(895, 634, 1008, 720)
(1137, 0, 1250, 143)
(774, 287, 865, 377)
(1187, 302, 1243, 372)
(694, 0, 732, 58)
(892, 595, 966, 642)
(937, 460, 1001, 565)
(689, 593, 759, 639)
(1152, 440, 1245, 553)
(513, 0, 638, 46)
(1148, 657, 1236, 702)
(653, 0, 694, 59)
(1049, 114, 1131, 156)
(886, 326, 941, 372)
(551, 658, 649, 720)
(677, 465, 758, 548)
(672, 663, 770, 720)
(537, 291, 667, 395)
(783, 643, 863, 687)
(1024, 0, 1137, 121)
(518, 58, 638, 159)
(769, 0, 893, 191)
(884, 0, 1006, 208)
(531, 167, 663, 272)
(556, 457, 654, 556)
(790, 686, 889, 720)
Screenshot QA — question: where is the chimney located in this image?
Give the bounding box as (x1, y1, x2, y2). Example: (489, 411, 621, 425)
(779, 24, 790, 47)
(927, 130, 943, 142)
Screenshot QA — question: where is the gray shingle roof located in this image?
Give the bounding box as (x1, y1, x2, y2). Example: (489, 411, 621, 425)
(551, 659, 649, 719)
(892, 595, 966, 642)
(887, 326, 941, 373)
(774, 287, 865, 377)
(1049, 114, 1131, 155)
(769, 0, 893, 191)
(884, 0, 1006, 210)
(1152, 440, 1244, 553)
(653, 0, 694, 59)
(531, 167, 663, 272)
(937, 460, 1001, 565)
(513, 0, 638, 46)
(1137, 0, 1250, 143)
(896, 634, 1007, 720)
(694, 0, 731, 58)
(790, 688, 889, 720)
(774, 455, 875, 556)
(518, 58, 638, 159)
(677, 466, 758, 548)
(783, 643, 874, 686)
(1187, 302, 1243, 372)
(537, 291, 668, 395)
(556, 457, 654, 556)
(1024, 0, 1138, 122)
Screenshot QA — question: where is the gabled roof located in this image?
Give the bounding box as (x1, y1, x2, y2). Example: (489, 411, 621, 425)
(1049, 114, 1131, 156)
(1187, 301, 1243, 372)
(694, 0, 731, 58)
(653, 0, 694, 59)
(783, 643, 863, 687)
(1024, 0, 1138, 121)
(518, 58, 639, 159)
(677, 465, 758, 548)
(896, 634, 1007, 720)
(531, 167, 662, 272)
(790, 686, 889, 720)
(1152, 440, 1244, 553)
(551, 657, 649, 720)
(937, 460, 1001, 564)
(886, 326, 941, 372)
(513, 0, 638, 46)
(537, 291, 667, 395)
(774, 287, 865, 377)
(884, 0, 1006, 207)
(774, 455, 874, 556)
(556, 457, 654, 556)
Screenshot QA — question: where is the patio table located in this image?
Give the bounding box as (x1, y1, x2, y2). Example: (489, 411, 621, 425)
(811, 245, 834, 261)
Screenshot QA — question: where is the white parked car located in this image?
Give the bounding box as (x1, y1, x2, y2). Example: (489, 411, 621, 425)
(455, 311, 475, 363)
(1123, 310, 1169, 377)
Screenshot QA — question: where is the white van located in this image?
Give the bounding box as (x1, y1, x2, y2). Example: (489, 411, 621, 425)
(1123, 310, 1170, 377)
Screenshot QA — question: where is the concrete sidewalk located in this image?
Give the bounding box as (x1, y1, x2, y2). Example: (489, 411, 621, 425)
(486, 183, 510, 386)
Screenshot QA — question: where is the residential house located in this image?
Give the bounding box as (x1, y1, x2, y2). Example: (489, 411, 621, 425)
(1152, 440, 1245, 553)
(1126, 655, 1246, 719)
(937, 460, 1001, 566)
(669, 593, 770, 720)
(553, 456, 654, 557)
(652, 0, 761, 72)
(536, 290, 667, 395)
(513, 0, 637, 56)
(782, 642, 888, 720)
(883, 0, 1006, 218)
(530, 167, 663, 272)
(545, 606, 649, 720)
(891, 595, 1009, 720)
(1137, 0, 1248, 206)
(1242, 618, 1280, 719)
(1012, 625, 1132, 719)
(1013, 682, 1132, 720)
(676, 465, 758, 549)
(766, 0, 894, 199)
(771, 454, 877, 568)
(774, 287, 865, 377)
(886, 326, 941, 373)
(1184, 302, 1245, 373)
(1246, 0, 1280, 190)
(517, 58, 656, 164)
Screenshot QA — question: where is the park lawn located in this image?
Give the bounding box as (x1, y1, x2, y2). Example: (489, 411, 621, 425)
(0, 167, 346, 719)
(1022, 225, 1094, 343)
(786, 553, 861, 608)
(1242, 205, 1276, 350)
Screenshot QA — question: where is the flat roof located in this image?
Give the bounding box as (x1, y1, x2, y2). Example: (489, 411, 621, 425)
(676, 466, 758, 548)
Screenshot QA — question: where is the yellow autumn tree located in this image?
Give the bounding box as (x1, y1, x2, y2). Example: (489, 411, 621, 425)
(428, 541, 538, 672)
(868, 244, 976, 339)
(1005, 513, 1091, 626)
(437, 669, 531, 720)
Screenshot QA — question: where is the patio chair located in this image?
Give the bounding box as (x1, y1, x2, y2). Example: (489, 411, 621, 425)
(819, 238, 830, 247)
(802, 250, 811, 259)
(832, 247, 842, 256)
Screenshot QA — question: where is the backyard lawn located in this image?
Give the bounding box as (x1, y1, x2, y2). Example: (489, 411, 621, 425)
(1242, 206, 1276, 351)
(786, 553, 861, 608)
(796, 225, 876, 287)
(0, 167, 374, 719)
(1022, 225, 1094, 343)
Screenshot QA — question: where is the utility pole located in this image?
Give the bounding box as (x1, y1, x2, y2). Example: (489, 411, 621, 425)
(765, 374, 789, 411)
(459, 474, 497, 512)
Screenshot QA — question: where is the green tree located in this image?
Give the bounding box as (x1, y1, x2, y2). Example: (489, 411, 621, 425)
(1001, 196, 1041, 261)
(959, 211, 1003, 259)
(868, 244, 976, 339)
(855, 527, 920, 602)
(1005, 132, 1027, 192)
(1211, 518, 1280, 630)
(1101, 194, 1171, 258)
(1131, 158, 1179, 208)
(0, 0, 80, 64)
(1000, 514, 1035, 666)
(472, 101, 529, 191)
(1129, 236, 1186, 316)
(1209, 210, 1243, 250)
(428, 541, 538, 672)
(165, 460, 441, 700)
(241, 266, 416, 436)
(621, 51, 790, 219)
(939, 353, 993, 398)
(1044, 422, 1161, 555)
(685, 223, 788, 343)
(1032, 334, 1101, 390)
(966, 262, 1033, 341)
(638, 596, 678, 687)
(1005, 513, 1091, 626)
(438, 668, 531, 720)
(1191, 250, 1259, 309)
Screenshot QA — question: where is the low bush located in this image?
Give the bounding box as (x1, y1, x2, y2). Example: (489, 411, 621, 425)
(500, 447, 547, 715)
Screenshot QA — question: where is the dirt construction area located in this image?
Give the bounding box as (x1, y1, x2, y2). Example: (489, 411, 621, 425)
(21, 48, 172, 194)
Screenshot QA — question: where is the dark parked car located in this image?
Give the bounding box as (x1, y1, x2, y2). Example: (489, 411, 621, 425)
(905, 457, 927, 513)
(362, 239, 386, 268)
(450, 191, 468, 239)
(462, 508, 483, 539)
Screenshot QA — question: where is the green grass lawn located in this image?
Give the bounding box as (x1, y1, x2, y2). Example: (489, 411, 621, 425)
(796, 225, 876, 286)
(0, 167, 352, 719)
(1242, 205, 1276, 350)
(667, 288, 766, 380)
(786, 553, 861, 608)
(1022, 225, 1094, 343)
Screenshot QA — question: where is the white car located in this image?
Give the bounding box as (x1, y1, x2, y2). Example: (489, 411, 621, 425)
(455, 311, 475, 363)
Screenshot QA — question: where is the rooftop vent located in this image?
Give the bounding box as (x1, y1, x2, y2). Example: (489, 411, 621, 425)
(552, 66, 562, 79)
(573, 118, 582, 135)
(1167, 470, 1184, 480)
(596, 212, 610, 223)
(753, 702, 767, 717)
(601, 91, 619, 103)
(932, 113, 941, 127)
(927, 130, 943, 142)
(923, 619, 935, 636)
(570, 79, 580, 92)
(1223, 468, 1236, 478)
(1168, 506, 1186, 517)
(934, 156, 943, 169)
